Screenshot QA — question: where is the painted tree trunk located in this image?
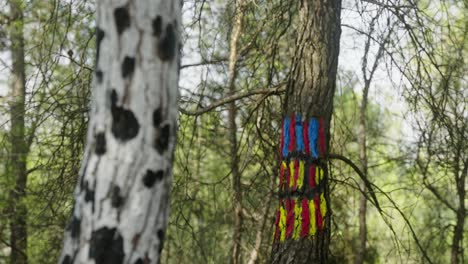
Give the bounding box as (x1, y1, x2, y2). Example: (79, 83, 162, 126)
(270, 0, 341, 263)
(59, 0, 181, 263)
(8, 1, 28, 263)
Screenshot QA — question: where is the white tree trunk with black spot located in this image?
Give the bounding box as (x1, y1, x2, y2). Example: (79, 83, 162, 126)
(59, 0, 180, 263)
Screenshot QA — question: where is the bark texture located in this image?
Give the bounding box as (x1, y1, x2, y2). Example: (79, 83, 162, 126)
(270, 0, 341, 263)
(59, 0, 181, 263)
(8, 0, 28, 263)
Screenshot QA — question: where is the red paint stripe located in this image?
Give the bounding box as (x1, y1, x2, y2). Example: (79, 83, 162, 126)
(293, 160, 299, 190)
(289, 114, 296, 152)
(319, 117, 326, 156)
(279, 163, 285, 190)
(286, 164, 291, 190)
(301, 199, 310, 238)
(303, 120, 310, 154)
(309, 164, 316, 188)
(286, 199, 295, 239)
(274, 208, 281, 242)
(315, 195, 323, 230)
(280, 119, 284, 156)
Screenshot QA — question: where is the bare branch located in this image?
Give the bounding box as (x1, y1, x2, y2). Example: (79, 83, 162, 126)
(180, 83, 286, 116)
(180, 57, 227, 69)
(328, 153, 382, 212)
(329, 153, 435, 264)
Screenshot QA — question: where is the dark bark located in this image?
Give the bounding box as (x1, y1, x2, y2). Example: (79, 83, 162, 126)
(270, 0, 341, 263)
(284, 0, 341, 120)
(450, 141, 466, 264)
(8, 1, 28, 263)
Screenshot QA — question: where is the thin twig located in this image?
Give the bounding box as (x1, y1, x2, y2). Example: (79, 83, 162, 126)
(328, 153, 382, 212)
(179, 83, 286, 116)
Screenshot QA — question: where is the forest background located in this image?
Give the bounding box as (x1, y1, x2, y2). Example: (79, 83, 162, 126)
(0, 0, 465, 263)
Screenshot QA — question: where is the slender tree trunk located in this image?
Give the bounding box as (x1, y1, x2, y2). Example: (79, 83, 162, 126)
(355, 22, 387, 262)
(451, 206, 466, 264)
(270, 0, 341, 263)
(247, 189, 273, 264)
(228, 1, 246, 263)
(355, 81, 369, 264)
(451, 158, 466, 264)
(59, 0, 181, 263)
(8, 1, 28, 263)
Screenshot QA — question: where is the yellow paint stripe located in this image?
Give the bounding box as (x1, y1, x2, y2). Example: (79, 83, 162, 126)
(309, 200, 316, 236)
(297, 160, 304, 189)
(281, 161, 287, 188)
(315, 166, 320, 185)
(293, 199, 302, 240)
(320, 193, 327, 226)
(315, 166, 324, 185)
(281, 161, 287, 170)
(289, 161, 295, 188)
(279, 205, 286, 242)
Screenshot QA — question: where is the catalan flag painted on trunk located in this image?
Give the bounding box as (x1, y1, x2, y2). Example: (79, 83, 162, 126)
(274, 114, 328, 242)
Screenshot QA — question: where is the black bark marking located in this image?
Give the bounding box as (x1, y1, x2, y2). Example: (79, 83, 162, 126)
(62, 255, 72, 264)
(132, 233, 141, 248)
(144, 253, 151, 264)
(157, 23, 177, 61)
(114, 6, 130, 35)
(95, 132, 107, 155)
(155, 124, 170, 154)
(152, 16, 162, 37)
(111, 89, 118, 105)
(95, 70, 103, 83)
(96, 27, 105, 63)
(134, 259, 143, 264)
(152, 108, 162, 127)
(157, 229, 165, 254)
(111, 185, 124, 208)
(84, 180, 96, 212)
(111, 89, 140, 141)
(79, 161, 89, 190)
(111, 108, 140, 141)
(143, 169, 164, 188)
(84, 181, 95, 203)
(89, 227, 125, 264)
(70, 216, 81, 238)
(121, 56, 135, 78)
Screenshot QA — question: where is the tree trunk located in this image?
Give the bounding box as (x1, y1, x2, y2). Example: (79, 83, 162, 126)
(356, 23, 386, 263)
(59, 0, 181, 263)
(227, 1, 246, 263)
(270, 0, 341, 263)
(8, 0, 28, 263)
(451, 155, 466, 264)
(355, 81, 369, 264)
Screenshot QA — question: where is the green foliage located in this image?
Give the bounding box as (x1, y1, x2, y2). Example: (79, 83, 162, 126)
(0, 1, 94, 262)
(0, 0, 465, 263)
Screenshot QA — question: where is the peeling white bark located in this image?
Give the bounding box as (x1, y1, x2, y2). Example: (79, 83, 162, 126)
(59, 1, 181, 263)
